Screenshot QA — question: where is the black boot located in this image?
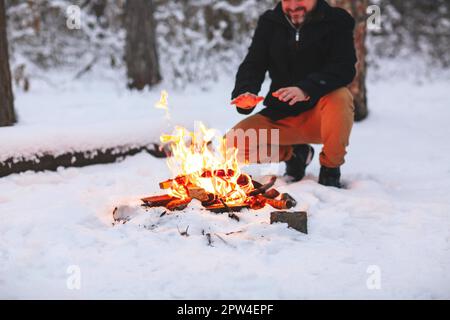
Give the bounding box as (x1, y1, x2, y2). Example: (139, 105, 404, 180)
(284, 144, 314, 182)
(318, 166, 341, 188)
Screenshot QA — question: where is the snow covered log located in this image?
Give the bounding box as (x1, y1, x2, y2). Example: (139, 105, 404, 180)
(0, 144, 156, 178)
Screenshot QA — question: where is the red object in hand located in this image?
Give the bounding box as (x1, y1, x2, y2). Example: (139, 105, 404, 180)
(231, 94, 264, 109)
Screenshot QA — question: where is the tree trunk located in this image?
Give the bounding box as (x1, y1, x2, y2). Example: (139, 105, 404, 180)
(0, 0, 16, 127)
(124, 0, 161, 90)
(328, 0, 368, 121)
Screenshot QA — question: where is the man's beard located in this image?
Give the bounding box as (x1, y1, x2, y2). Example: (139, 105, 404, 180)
(286, 7, 308, 26)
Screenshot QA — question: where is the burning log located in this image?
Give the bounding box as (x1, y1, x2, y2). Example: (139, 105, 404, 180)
(159, 175, 187, 190)
(263, 188, 280, 199)
(186, 185, 211, 202)
(280, 193, 297, 208)
(205, 202, 249, 214)
(246, 195, 267, 210)
(248, 176, 277, 196)
(237, 174, 252, 188)
(139, 169, 297, 217)
(251, 180, 263, 189)
(159, 179, 173, 190)
(141, 194, 175, 207)
(166, 197, 192, 211)
(266, 198, 296, 210)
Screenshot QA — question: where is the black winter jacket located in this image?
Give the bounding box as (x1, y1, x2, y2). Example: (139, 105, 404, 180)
(232, 0, 357, 120)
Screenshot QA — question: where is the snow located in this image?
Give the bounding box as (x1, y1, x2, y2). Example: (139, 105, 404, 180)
(0, 68, 449, 299)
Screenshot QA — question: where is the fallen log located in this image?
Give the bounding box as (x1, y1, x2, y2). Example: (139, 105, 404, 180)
(0, 144, 158, 178)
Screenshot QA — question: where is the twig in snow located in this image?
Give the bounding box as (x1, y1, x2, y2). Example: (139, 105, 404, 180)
(177, 225, 190, 237)
(206, 233, 213, 246)
(214, 233, 236, 248)
(219, 198, 240, 222)
(225, 230, 245, 236)
(201, 229, 213, 246)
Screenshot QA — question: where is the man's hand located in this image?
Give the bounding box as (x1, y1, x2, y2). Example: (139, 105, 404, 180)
(273, 87, 310, 106)
(231, 92, 264, 109)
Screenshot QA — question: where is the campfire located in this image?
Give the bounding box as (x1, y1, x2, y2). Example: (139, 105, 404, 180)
(141, 122, 297, 216)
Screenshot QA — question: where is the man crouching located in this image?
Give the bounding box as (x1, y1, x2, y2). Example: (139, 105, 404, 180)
(227, 0, 357, 188)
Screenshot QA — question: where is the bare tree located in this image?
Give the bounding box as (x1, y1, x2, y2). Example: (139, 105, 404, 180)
(329, 0, 368, 121)
(124, 0, 161, 90)
(0, 0, 16, 127)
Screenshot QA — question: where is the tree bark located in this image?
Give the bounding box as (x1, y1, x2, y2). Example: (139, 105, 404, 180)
(0, 0, 16, 127)
(124, 0, 161, 90)
(328, 0, 369, 121)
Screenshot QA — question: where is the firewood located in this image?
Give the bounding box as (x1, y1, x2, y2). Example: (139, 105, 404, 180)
(141, 194, 175, 207)
(280, 193, 297, 207)
(248, 176, 277, 196)
(187, 185, 210, 202)
(246, 195, 267, 210)
(159, 179, 173, 189)
(159, 175, 187, 190)
(205, 202, 249, 213)
(262, 188, 280, 199)
(251, 179, 263, 189)
(201, 195, 218, 207)
(266, 198, 295, 210)
(237, 174, 251, 187)
(166, 197, 192, 211)
(270, 211, 307, 234)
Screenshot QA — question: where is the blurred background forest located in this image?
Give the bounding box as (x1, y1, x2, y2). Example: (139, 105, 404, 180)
(1, 0, 450, 128)
(5, 0, 450, 86)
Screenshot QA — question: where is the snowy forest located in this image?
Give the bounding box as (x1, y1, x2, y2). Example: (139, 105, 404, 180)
(0, 0, 449, 300)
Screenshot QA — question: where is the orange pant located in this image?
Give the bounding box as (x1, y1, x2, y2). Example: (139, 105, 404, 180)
(226, 87, 355, 168)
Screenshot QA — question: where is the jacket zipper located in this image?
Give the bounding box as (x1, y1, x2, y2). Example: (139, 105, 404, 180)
(284, 15, 302, 44)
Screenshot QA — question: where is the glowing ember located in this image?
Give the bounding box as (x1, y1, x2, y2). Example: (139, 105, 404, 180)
(160, 122, 254, 205)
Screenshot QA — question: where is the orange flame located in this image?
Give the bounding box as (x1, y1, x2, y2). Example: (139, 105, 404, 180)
(160, 122, 253, 205)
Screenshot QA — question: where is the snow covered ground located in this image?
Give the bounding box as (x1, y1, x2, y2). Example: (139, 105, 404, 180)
(0, 69, 449, 299)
